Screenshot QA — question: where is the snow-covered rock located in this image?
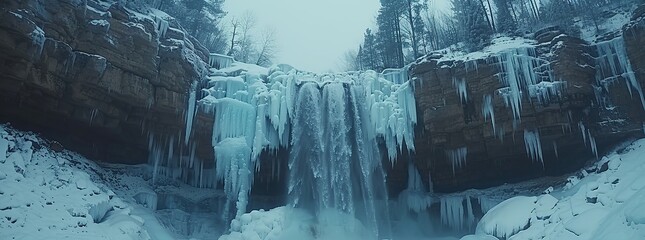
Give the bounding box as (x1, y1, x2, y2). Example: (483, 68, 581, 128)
(476, 196, 538, 239)
(0, 125, 157, 239)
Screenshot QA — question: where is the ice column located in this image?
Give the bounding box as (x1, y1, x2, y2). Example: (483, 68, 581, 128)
(523, 130, 544, 166)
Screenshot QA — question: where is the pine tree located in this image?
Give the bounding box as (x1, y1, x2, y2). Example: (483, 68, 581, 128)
(452, 0, 493, 51)
(494, 0, 517, 34)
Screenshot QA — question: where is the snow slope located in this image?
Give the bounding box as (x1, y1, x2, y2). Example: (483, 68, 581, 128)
(0, 124, 196, 240)
(474, 139, 645, 240)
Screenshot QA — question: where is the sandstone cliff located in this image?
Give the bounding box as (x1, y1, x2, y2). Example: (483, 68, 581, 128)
(0, 0, 213, 164)
(410, 6, 645, 192)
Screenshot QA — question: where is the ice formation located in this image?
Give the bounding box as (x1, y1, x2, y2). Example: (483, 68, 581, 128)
(595, 37, 645, 110)
(446, 147, 468, 175)
(196, 64, 415, 232)
(465, 59, 479, 72)
(154, 15, 169, 38)
(398, 163, 432, 213)
(496, 47, 556, 122)
(523, 130, 544, 165)
(214, 137, 252, 218)
(440, 196, 476, 231)
(578, 122, 599, 158)
(208, 53, 234, 69)
(184, 82, 197, 145)
(453, 77, 468, 103)
(482, 95, 496, 133)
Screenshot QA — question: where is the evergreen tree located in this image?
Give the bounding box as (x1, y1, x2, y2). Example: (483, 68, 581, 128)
(452, 0, 493, 51)
(539, 0, 579, 36)
(494, 0, 517, 34)
(377, 0, 406, 69)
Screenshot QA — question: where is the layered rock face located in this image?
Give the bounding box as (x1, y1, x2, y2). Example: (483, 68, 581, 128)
(0, 0, 213, 164)
(411, 13, 645, 192)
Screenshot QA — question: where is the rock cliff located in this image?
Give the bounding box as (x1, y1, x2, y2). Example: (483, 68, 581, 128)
(410, 7, 645, 192)
(0, 0, 213, 165)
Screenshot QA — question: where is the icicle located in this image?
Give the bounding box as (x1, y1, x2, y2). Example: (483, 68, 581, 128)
(154, 15, 169, 38)
(399, 163, 432, 213)
(208, 53, 234, 69)
(446, 147, 468, 175)
(453, 77, 468, 103)
(589, 133, 598, 159)
(579, 122, 587, 146)
(595, 37, 645, 111)
(523, 130, 544, 166)
(482, 95, 496, 133)
(184, 82, 197, 145)
(553, 141, 559, 159)
(496, 47, 555, 122)
(440, 196, 476, 231)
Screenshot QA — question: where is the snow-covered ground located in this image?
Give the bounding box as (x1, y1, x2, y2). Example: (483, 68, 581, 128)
(2, 119, 645, 240)
(0, 123, 223, 240)
(468, 139, 645, 240)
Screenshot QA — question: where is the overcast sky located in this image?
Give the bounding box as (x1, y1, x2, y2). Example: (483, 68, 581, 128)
(222, 0, 381, 72)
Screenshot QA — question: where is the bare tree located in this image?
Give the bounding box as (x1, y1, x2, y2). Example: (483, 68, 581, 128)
(229, 11, 257, 63)
(228, 17, 239, 56)
(255, 28, 277, 67)
(340, 49, 360, 71)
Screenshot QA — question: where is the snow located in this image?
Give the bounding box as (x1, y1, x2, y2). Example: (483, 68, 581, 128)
(0, 124, 162, 240)
(474, 138, 645, 239)
(209, 53, 235, 69)
(476, 196, 538, 239)
(0, 137, 8, 163)
(219, 207, 376, 240)
(429, 37, 537, 63)
(460, 235, 499, 240)
(564, 207, 610, 237)
(89, 19, 110, 31)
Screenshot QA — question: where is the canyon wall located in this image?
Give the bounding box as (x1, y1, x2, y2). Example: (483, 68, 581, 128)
(0, 0, 213, 164)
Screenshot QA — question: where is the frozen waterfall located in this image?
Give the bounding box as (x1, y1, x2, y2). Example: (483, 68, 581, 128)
(195, 64, 415, 235)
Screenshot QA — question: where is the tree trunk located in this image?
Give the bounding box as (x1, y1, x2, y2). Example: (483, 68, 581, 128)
(478, 0, 494, 31)
(228, 24, 237, 56)
(407, 0, 419, 58)
(485, 0, 496, 32)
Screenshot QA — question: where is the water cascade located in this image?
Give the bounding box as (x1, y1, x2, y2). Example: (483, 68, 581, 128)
(193, 66, 415, 237)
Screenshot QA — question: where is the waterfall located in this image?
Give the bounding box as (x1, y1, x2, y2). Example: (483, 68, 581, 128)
(193, 66, 413, 236)
(288, 82, 391, 237)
